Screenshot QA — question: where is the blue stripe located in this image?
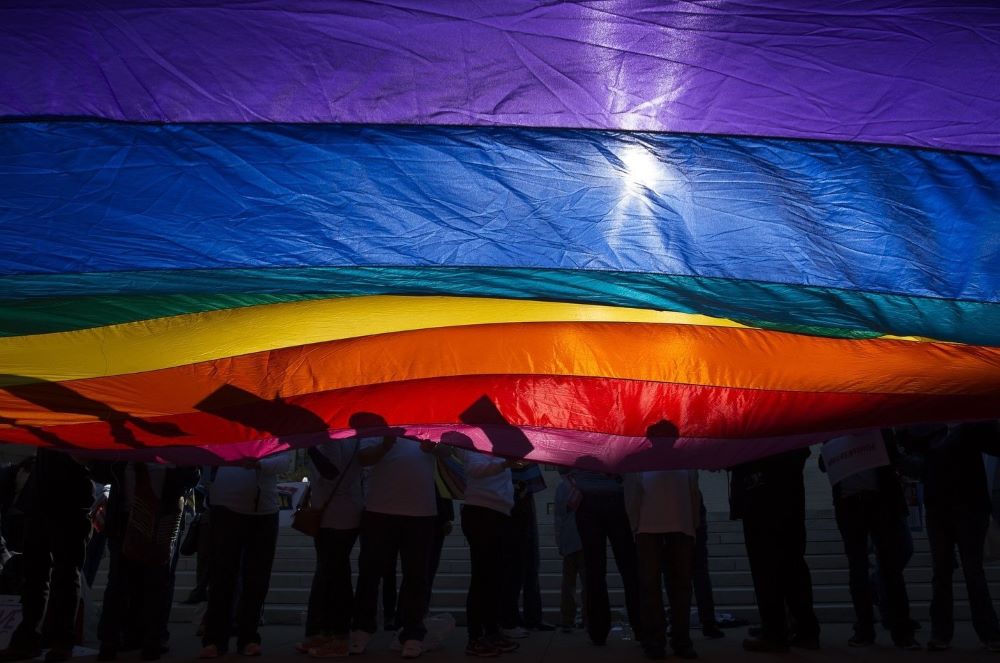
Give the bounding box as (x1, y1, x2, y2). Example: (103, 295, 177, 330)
(3, 267, 1000, 347)
(1, 122, 998, 304)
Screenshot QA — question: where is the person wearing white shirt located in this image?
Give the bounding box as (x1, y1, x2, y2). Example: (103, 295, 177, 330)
(352, 434, 445, 659)
(456, 449, 520, 657)
(300, 438, 364, 658)
(200, 452, 292, 659)
(624, 470, 700, 661)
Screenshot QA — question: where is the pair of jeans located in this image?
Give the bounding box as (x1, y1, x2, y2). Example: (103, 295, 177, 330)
(637, 532, 695, 652)
(461, 505, 510, 639)
(202, 507, 279, 652)
(926, 507, 1000, 643)
(574, 492, 642, 644)
(742, 506, 819, 645)
(354, 511, 434, 643)
(12, 509, 91, 652)
(691, 500, 717, 628)
(305, 528, 359, 638)
(834, 492, 913, 643)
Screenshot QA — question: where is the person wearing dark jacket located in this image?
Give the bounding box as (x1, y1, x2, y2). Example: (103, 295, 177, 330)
(731, 447, 819, 653)
(820, 432, 918, 649)
(0, 449, 93, 663)
(897, 422, 1000, 651)
(91, 462, 200, 661)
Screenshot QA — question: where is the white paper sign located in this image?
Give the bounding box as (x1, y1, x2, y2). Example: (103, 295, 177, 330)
(821, 430, 890, 486)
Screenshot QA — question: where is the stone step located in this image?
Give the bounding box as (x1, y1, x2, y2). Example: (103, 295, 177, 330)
(220, 537, 931, 562)
(151, 564, 1000, 596)
(169, 551, 940, 577)
(156, 598, 990, 628)
(125, 577, 1000, 611)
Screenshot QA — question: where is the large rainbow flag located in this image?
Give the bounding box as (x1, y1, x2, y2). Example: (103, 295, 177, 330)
(1, 1, 999, 470)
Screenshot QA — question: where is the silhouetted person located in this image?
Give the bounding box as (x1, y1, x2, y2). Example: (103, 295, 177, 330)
(626, 470, 699, 660)
(820, 432, 917, 649)
(573, 470, 642, 646)
(456, 448, 521, 657)
(499, 464, 551, 636)
(553, 469, 585, 632)
(351, 423, 447, 659)
(898, 422, 1000, 651)
(92, 462, 199, 661)
(731, 447, 819, 653)
(0, 449, 93, 663)
(200, 453, 291, 658)
(298, 439, 363, 658)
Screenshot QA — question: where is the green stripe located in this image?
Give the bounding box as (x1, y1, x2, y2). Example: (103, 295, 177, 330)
(2, 267, 997, 346)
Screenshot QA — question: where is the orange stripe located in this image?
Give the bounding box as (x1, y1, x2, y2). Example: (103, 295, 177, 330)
(2, 321, 998, 427)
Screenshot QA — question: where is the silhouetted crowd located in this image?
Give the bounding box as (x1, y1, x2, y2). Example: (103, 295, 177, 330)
(0, 421, 998, 661)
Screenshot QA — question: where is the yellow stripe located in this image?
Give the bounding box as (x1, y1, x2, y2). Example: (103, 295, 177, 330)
(0, 295, 759, 383)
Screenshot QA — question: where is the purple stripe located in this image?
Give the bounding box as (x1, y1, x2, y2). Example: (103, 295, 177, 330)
(2, 1, 998, 155)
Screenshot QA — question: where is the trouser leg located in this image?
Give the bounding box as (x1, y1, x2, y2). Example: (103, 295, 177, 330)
(234, 512, 278, 649)
(926, 508, 956, 643)
(635, 534, 666, 649)
(397, 516, 434, 643)
(743, 515, 787, 644)
(868, 500, 913, 643)
(836, 497, 875, 637)
(605, 494, 643, 634)
(691, 501, 716, 627)
(664, 533, 695, 653)
(328, 529, 359, 638)
(576, 498, 610, 644)
(203, 507, 241, 651)
(45, 510, 90, 650)
(955, 510, 1000, 642)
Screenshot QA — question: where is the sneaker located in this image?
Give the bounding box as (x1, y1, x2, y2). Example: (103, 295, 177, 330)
(96, 645, 117, 662)
(986, 640, 1000, 653)
(198, 645, 220, 659)
(309, 639, 349, 658)
(487, 635, 519, 653)
(349, 631, 371, 655)
(926, 639, 950, 652)
(895, 637, 921, 651)
(464, 638, 499, 658)
(401, 640, 423, 659)
(848, 633, 875, 647)
(296, 636, 330, 654)
(702, 625, 725, 640)
(501, 627, 529, 639)
(240, 643, 262, 657)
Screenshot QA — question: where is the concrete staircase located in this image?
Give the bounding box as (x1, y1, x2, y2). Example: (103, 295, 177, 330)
(94, 509, 1000, 628)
